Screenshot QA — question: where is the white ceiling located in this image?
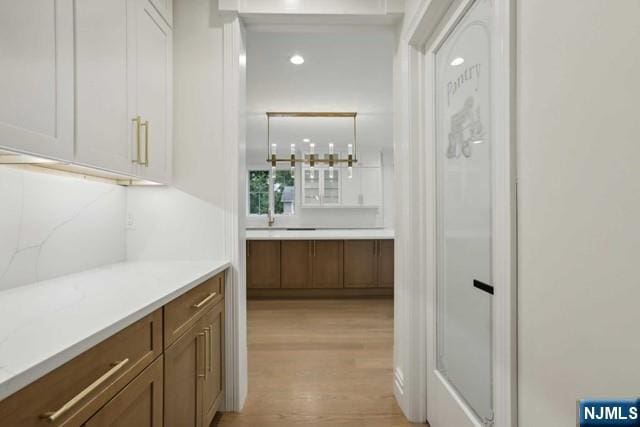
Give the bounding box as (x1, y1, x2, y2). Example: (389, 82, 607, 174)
(246, 30, 394, 159)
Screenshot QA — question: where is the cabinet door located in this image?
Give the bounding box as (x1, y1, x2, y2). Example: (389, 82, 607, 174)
(341, 168, 362, 206)
(165, 322, 205, 427)
(360, 168, 382, 207)
(246, 241, 281, 289)
(377, 240, 394, 288)
(344, 240, 378, 288)
(75, 0, 135, 174)
(302, 168, 322, 206)
(202, 303, 224, 426)
(85, 356, 164, 427)
(134, 0, 172, 183)
(311, 240, 344, 288)
(281, 240, 312, 288)
(0, 0, 74, 160)
(322, 169, 341, 205)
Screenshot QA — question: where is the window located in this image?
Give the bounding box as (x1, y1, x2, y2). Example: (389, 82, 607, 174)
(248, 170, 295, 215)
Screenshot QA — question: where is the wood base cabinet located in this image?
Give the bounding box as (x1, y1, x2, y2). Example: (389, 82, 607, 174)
(344, 239, 394, 288)
(0, 271, 226, 427)
(247, 240, 281, 289)
(247, 239, 393, 297)
(165, 301, 225, 427)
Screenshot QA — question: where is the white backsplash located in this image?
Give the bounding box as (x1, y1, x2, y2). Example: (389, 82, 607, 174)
(125, 187, 227, 261)
(0, 166, 126, 291)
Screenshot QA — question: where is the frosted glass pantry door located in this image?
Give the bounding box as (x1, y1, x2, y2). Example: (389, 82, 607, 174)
(435, 0, 493, 422)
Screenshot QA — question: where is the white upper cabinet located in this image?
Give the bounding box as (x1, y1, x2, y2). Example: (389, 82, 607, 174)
(0, 1, 74, 160)
(148, 0, 173, 27)
(75, 0, 136, 175)
(340, 167, 382, 208)
(133, 0, 172, 183)
(0, 0, 172, 183)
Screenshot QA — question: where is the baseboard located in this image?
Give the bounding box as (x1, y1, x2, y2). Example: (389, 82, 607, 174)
(247, 287, 394, 299)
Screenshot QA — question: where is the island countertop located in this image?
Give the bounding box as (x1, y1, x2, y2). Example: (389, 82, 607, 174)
(0, 260, 230, 401)
(245, 228, 395, 240)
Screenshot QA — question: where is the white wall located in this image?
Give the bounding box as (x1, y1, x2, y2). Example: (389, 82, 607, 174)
(0, 166, 125, 290)
(517, 1, 640, 426)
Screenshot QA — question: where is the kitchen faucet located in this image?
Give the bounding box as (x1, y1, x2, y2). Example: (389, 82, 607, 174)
(267, 208, 275, 227)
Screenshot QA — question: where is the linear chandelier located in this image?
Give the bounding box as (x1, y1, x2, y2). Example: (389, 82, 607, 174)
(266, 112, 358, 179)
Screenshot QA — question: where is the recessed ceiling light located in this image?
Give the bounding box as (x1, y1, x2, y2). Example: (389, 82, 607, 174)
(302, 138, 310, 143)
(450, 57, 464, 66)
(290, 55, 304, 65)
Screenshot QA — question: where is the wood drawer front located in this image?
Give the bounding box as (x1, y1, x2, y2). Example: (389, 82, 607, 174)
(85, 355, 164, 427)
(0, 310, 162, 427)
(164, 273, 225, 348)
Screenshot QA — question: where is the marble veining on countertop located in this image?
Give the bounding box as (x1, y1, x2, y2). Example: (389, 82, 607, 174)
(0, 260, 230, 401)
(245, 228, 395, 240)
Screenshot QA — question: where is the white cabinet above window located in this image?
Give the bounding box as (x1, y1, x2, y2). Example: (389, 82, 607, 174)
(301, 151, 383, 210)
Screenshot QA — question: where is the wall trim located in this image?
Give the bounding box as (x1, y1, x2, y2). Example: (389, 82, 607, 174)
(222, 14, 248, 412)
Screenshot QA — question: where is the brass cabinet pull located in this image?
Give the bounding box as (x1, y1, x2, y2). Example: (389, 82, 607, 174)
(131, 116, 141, 164)
(205, 326, 212, 374)
(140, 120, 149, 167)
(40, 358, 130, 422)
(313, 240, 316, 256)
(203, 327, 210, 379)
(192, 292, 217, 309)
(197, 332, 206, 378)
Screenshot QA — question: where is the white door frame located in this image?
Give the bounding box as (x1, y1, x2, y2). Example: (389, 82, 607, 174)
(404, 0, 517, 425)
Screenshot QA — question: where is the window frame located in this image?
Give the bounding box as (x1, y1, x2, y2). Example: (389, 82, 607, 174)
(246, 168, 296, 217)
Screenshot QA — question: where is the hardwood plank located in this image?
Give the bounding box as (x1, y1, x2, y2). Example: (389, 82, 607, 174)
(214, 299, 426, 427)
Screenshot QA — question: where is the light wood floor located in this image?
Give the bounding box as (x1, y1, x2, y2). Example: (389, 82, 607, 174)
(215, 298, 424, 427)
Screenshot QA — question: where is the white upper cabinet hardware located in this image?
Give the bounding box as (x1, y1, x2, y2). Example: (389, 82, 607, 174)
(0, 0, 74, 160)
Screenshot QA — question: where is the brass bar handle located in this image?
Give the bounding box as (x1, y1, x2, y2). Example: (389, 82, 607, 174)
(192, 292, 217, 309)
(140, 120, 149, 167)
(197, 332, 206, 378)
(206, 326, 212, 374)
(131, 116, 141, 164)
(41, 358, 130, 422)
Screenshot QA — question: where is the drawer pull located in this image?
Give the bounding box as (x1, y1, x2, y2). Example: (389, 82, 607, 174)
(40, 358, 130, 422)
(192, 292, 217, 309)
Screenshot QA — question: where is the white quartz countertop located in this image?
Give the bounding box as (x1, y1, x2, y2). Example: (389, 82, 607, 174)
(0, 260, 230, 401)
(246, 228, 395, 240)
